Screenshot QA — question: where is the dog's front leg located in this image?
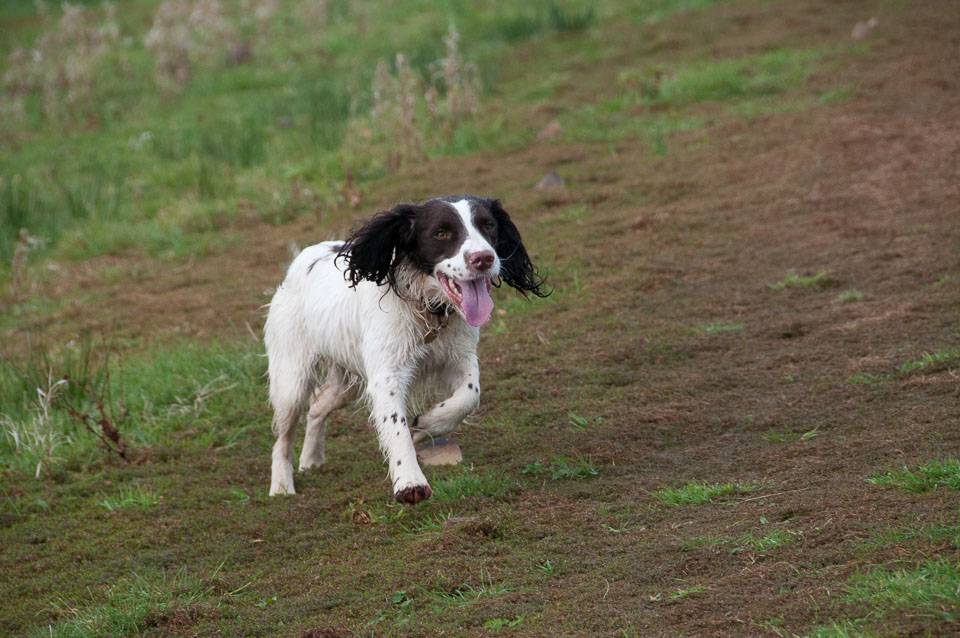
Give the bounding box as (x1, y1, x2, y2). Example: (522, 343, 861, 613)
(411, 356, 481, 444)
(367, 370, 432, 505)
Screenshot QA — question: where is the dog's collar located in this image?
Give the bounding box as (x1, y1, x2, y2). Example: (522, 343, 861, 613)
(422, 301, 451, 344)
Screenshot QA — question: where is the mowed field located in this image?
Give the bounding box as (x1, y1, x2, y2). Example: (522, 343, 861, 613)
(2, 0, 960, 635)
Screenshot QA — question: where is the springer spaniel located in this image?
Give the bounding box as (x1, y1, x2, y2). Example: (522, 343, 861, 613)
(264, 195, 547, 503)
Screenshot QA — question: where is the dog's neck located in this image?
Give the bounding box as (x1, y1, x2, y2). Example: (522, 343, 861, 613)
(395, 265, 454, 343)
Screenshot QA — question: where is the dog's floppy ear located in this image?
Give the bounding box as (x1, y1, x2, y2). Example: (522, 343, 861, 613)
(488, 199, 550, 298)
(338, 204, 418, 291)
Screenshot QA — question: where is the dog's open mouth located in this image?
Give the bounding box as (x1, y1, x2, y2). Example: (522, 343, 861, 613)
(436, 272, 494, 327)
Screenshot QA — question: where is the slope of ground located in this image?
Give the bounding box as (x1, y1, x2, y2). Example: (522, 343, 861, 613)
(2, 0, 960, 636)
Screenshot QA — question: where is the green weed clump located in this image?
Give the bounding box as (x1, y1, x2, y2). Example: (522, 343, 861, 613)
(34, 564, 236, 638)
(523, 454, 599, 480)
(866, 458, 960, 494)
(817, 558, 960, 630)
(895, 349, 960, 375)
(768, 270, 830, 291)
(649, 480, 756, 506)
(431, 471, 515, 501)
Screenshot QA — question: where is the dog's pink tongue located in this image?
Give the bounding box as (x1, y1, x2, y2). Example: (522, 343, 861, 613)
(458, 278, 494, 327)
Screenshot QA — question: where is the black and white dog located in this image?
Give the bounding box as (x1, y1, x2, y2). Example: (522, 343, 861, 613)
(265, 195, 547, 503)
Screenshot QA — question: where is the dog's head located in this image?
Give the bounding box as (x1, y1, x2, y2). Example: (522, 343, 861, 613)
(338, 195, 549, 327)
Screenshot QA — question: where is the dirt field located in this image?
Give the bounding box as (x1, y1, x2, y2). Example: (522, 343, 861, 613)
(3, 0, 960, 635)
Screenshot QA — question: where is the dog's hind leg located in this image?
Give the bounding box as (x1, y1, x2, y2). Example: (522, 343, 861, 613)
(300, 366, 356, 471)
(265, 301, 315, 495)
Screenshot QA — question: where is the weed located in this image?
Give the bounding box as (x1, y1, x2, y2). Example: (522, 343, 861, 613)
(762, 426, 819, 443)
(368, 590, 414, 627)
(895, 349, 960, 375)
(0, 371, 68, 479)
(768, 270, 830, 291)
(836, 289, 865, 302)
(431, 471, 515, 501)
(98, 484, 160, 512)
(36, 563, 235, 637)
(424, 568, 511, 608)
(537, 560, 556, 576)
(523, 454, 599, 480)
(866, 458, 960, 493)
(846, 371, 890, 386)
(668, 584, 708, 600)
(860, 520, 960, 550)
(682, 529, 800, 554)
(567, 411, 602, 430)
(547, 2, 595, 31)
(397, 510, 455, 535)
(845, 557, 960, 622)
(484, 615, 525, 630)
(649, 481, 756, 506)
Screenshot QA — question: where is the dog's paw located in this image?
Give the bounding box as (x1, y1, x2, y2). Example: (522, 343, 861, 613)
(269, 481, 296, 496)
(394, 484, 432, 505)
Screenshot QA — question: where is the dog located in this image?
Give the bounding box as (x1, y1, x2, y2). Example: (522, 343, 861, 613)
(264, 195, 548, 503)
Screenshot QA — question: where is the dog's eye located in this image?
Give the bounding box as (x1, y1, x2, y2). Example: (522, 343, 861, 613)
(484, 222, 496, 231)
(434, 229, 451, 240)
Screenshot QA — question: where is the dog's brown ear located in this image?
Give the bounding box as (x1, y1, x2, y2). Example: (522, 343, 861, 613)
(488, 199, 550, 298)
(338, 204, 418, 291)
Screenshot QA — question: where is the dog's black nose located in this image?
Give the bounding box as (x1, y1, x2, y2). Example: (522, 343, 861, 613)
(469, 251, 495, 272)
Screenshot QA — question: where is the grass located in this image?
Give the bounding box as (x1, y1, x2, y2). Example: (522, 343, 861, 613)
(641, 49, 823, 107)
(860, 519, 960, 550)
(682, 529, 800, 554)
(431, 470, 516, 501)
(836, 289, 865, 303)
(3, 1, 955, 636)
(424, 569, 512, 608)
(895, 349, 960, 375)
(866, 458, 960, 493)
(814, 557, 960, 631)
(97, 484, 161, 511)
(648, 481, 757, 506)
(522, 454, 599, 480)
(33, 563, 238, 638)
(768, 270, 830, 291)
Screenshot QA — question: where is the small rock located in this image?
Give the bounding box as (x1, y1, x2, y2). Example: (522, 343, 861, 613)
(851, 17, 878, 40)
(537, 119, 563, 141)
(534, 172, 565, 191)
(416, 437, 462, 466)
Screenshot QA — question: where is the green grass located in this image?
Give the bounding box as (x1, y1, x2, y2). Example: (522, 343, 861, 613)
(0, 338, 266, 477)
(648, 481, 756, 506)
(97, 484, 161, 511)
(836, 289, 865, 303)
(642, 49, 823, 107)
(895, 349, 960, 375)
(431, 470, 516, 501)
(866, 458, 960, 493)
(682, 529, 800, 554)
(424, 569, 512, 608)
(33, 564, 238, 638)
(846, 371, 891, 386)
(819, 557, 960, 629)
(768, 270, 830, 291)
(860, 520, 960, 550)
(522, 455, 599, 480)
